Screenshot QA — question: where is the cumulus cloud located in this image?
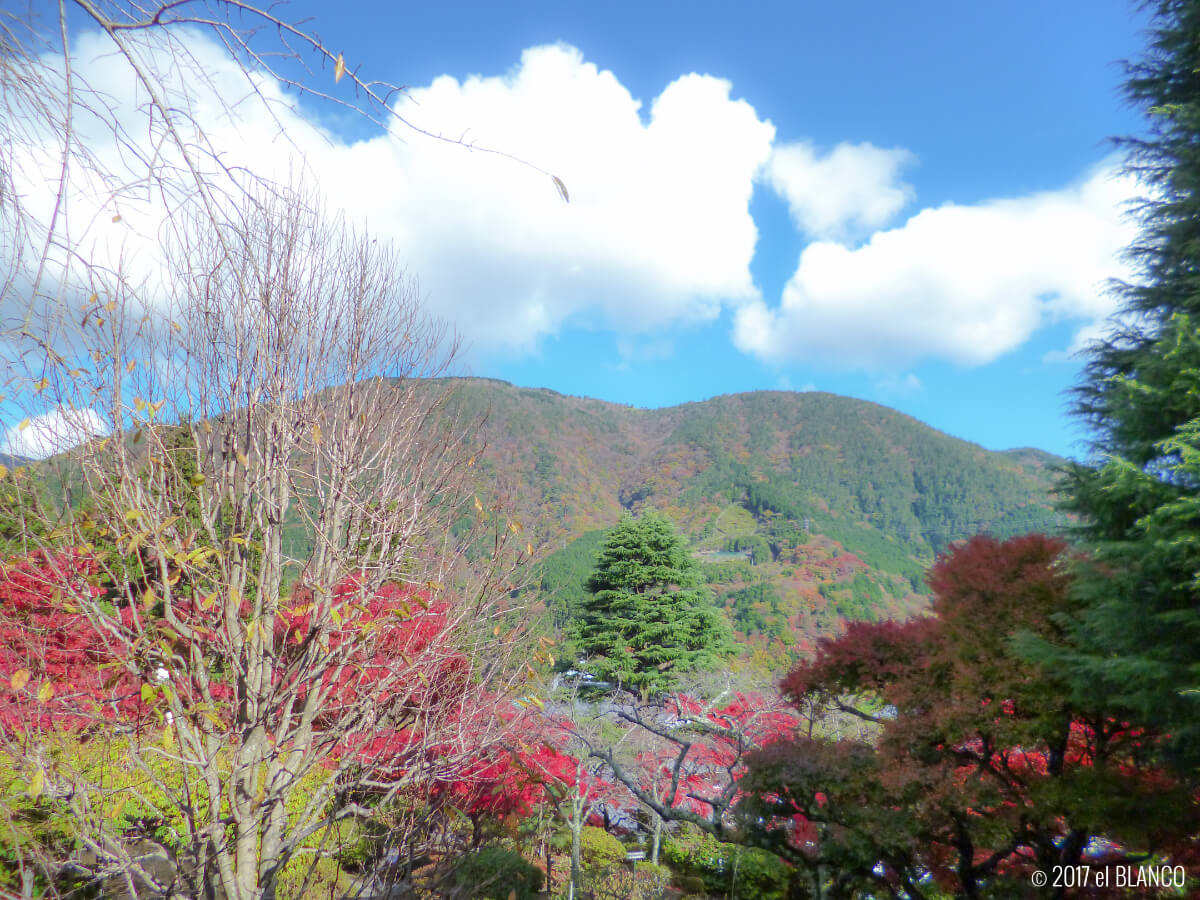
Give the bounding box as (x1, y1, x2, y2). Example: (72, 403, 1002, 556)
(17, 34, 776, 354)
(734, 164, 1136, 369)
(765, 141, 915, 238)
(2, 408, 109, 460)
(328, 47, 775, 349)
(9, 31, 1138, 374)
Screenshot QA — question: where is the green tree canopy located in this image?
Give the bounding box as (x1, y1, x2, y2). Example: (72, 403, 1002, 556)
(574, 511, 733, 694)
(1032, 0, 1200, 773)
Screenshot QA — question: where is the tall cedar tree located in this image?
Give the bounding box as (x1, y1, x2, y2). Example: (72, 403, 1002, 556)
(575, 511, 732, 694)
(1034, 0, 1200, 772)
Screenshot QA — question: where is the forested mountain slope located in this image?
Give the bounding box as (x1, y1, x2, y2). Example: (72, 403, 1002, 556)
(438, 379, 1065, 667)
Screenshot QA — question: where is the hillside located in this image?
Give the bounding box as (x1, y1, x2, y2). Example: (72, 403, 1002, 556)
(10, 378, 1064, 672)
(439, 379, 1066, 669)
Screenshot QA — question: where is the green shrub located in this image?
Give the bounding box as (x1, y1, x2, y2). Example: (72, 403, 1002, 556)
(0, 736, 358, 900)
(586, 863, 673, 900)
(275, 854, 350, 900)
(579, 825, 625, 870)
(452, 846, 543, 900)
(634, 862, 672, 898)
(662, 829, 788, 899)
(728, 846, 790, 899)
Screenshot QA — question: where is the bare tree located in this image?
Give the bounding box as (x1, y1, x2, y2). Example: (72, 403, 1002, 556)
(0, 185, 534, 900)
(0, 7, 565, 897)
(581, 687, 801, 846)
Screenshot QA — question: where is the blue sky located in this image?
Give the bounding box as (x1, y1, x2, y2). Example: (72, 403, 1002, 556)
(5, 1, 1156, 459)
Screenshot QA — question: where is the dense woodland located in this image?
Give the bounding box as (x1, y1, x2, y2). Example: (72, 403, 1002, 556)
(1, 1, 1199, 899)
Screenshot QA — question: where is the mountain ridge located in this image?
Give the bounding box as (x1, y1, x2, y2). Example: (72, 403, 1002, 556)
(437, 378, 1065, 668)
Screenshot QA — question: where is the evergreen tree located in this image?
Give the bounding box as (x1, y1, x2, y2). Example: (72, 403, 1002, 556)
(1039, 0, 1200, 772)
(575, 511, 733, 694)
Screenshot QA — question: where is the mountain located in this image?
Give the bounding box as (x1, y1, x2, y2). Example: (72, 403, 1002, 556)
(440, 379, 1066, 669)
(11, 378, 1063, 672)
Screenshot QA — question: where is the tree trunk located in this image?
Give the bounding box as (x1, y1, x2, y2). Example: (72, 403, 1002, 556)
(650, 814, 662, 866)
(569, 797, 584, 900)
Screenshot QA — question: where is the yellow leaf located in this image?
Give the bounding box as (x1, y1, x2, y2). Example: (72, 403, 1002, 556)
(126, 360, 136, 372)
(493, 625, 501, 637)
(36, 682, 53, 703)
(526, 542, 533, 555)
(334, 52, 346, 83)
(33, 377, 48, 393)
(236, 451, 248, 466)
(10, 669, 30, 691)
(111, 214, 121, 223)
(425, 580, 444, 592)
(312, 423, 322, 445)
(28, 769, 44, 799)
(142, 588, 156, 609)
(0, 465, 7, 480)
(133, 397, 146, 412)
(473, 496, 483, 513)
(468, 455, 475, 467)
(162, 726, 174, 749)
(552, 174, 570, 203)
(17, 418, 30, 432)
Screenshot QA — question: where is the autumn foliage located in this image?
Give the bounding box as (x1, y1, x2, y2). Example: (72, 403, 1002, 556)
(0, 551, 148, 735)
(746, 534, 1200, 897)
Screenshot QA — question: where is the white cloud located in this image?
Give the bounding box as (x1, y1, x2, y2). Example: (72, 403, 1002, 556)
(8, 31, 1140, 376)
(734, 164, 1137, 369)
(2, 408, 109, 460)
(765, 141, 915, 238)
(13, 34, 776, 355)
(332, 47, 776, 350)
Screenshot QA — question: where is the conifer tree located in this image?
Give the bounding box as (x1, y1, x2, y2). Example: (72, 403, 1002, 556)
(575, 511, 732, 694)
(1043, 0, 1200, 772)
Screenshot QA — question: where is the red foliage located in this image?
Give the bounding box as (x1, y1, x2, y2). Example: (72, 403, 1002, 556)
(781, 617, 935, 700)
(430, 710, 633, 829)
(0, 552, 149, 733)
(756, 534, 1200, 895)
(0, 555, 499, 798)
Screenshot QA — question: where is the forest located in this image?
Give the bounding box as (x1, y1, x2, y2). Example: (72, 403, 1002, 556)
(0, 1, 1199, 899)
